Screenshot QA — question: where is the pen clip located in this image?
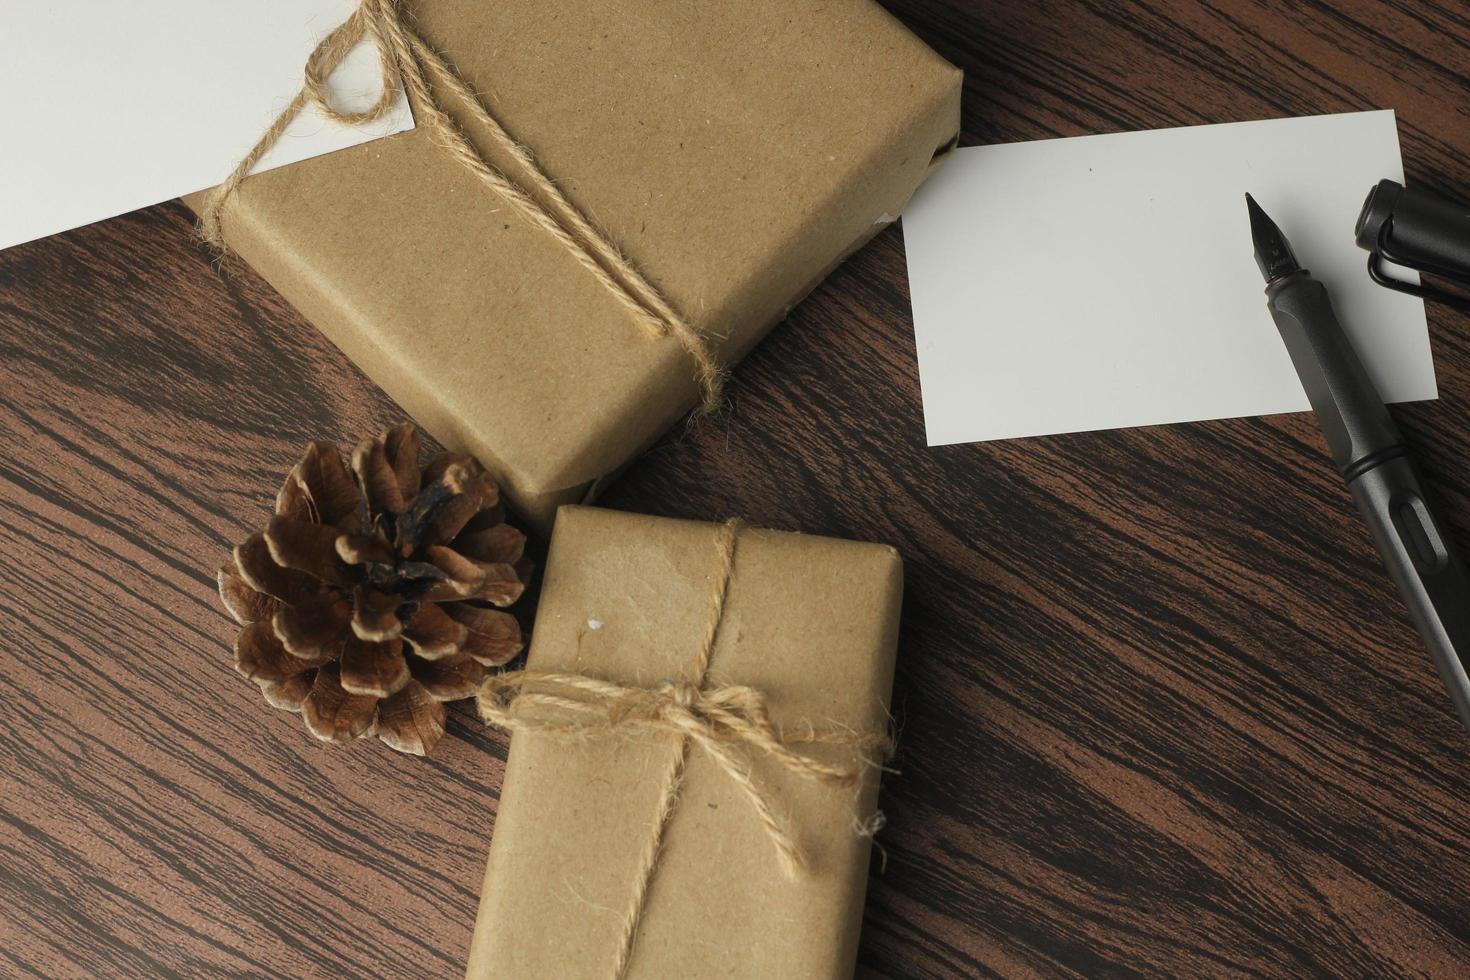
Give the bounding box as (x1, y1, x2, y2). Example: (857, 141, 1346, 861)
(1368, 221, 1470, 312)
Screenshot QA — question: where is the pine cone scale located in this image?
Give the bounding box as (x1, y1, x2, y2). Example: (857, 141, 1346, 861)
(273, 594, 349, 660)
(302, 664, 378, 743)
(296, 442, 361, 529)
(455, 522, 525, 565)
(275, 466, 316, 523)
(402, 603, 470, 660)
(352, 437, 408, 516)
(475, 563, 525, 606)
(340, 636, 410, 698)
(336, 534, 394, 566)
(375, 681, 445, 756)
(218, 564, 279, 625)
(409, 653, 485, 701)
(383, 424, 422, 499)
(261, 672, 315, 711)
(265, 516, 352, 585)
(235, 621, 312, 683)
(234, 533, 318, 605)
(445, 605, 522, 666)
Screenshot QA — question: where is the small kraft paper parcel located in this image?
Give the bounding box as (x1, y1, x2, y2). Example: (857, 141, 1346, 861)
(192, 0, 962, 530)
(468, 507, 904, 978)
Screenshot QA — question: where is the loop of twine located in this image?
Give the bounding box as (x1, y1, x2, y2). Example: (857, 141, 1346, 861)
(476, 520, 892, 980)
(201, 0, 724, 411)
(479, 671, 891, 875)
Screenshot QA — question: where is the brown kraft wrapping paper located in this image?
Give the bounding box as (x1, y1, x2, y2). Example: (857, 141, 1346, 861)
(187, 0, 961, 531)
(466, 506, 903, 978)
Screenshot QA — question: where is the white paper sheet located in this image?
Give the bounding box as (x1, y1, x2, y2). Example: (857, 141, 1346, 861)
(902, 110, 1435, 447)
(0, 1, 414, 252)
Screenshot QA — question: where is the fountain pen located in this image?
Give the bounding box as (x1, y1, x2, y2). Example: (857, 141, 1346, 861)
(1247, 193, 1470, 734)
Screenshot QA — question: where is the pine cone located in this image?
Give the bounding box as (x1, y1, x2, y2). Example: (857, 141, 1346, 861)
(217, 424, 528, 755)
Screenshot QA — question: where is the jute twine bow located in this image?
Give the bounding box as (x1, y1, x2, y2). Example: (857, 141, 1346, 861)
(477, 520, 892, 980)
(201, 0, 724, 411)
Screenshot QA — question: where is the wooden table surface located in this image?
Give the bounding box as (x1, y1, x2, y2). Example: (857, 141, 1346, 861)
(5, 1, 1470, 976)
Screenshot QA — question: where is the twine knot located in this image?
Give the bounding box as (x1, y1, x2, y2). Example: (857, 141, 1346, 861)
(656, 679, 701, 712)
(201, 0, 725, 410)
(479, 669, 889, 881)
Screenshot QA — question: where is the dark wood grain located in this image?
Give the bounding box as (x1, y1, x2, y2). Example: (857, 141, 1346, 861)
(3, 2, 1470, 976)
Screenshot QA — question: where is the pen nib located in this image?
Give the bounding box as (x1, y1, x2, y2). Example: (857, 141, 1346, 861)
(1246, 193, 1302, 283)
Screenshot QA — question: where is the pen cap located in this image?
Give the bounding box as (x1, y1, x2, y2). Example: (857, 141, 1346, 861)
(1356, 179, 1470, 286)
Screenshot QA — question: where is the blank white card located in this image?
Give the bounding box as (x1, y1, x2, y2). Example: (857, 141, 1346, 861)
(902, 110, 1436, 447)
(0, 1, 414, 252)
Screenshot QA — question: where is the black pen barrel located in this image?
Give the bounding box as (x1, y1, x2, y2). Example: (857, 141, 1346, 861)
(1266, 273, 1402, 472)
(1265, 270, 1470, 733)
(1348, 457, 1470, 731)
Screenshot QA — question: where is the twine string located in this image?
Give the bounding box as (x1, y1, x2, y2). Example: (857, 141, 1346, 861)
(200, 0, 724, 410)
(476, 520, 891, 980)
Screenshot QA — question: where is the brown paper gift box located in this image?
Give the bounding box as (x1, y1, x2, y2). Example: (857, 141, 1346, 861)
(188, 0, 960, 531)
(467, 506, 903, 978)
